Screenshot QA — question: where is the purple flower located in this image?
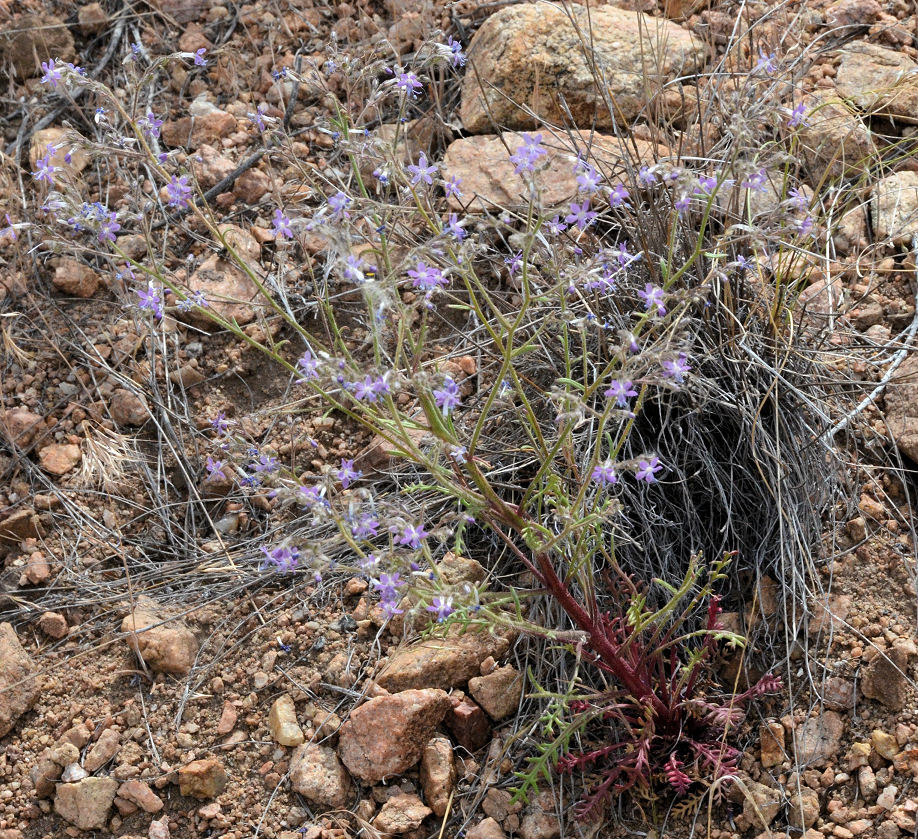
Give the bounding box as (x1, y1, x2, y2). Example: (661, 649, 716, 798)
(788, 187, 808, 210)
(353, 375, 388, 402)
(272, 208, 293, 239)
(32, 153, 57, 185)
(674, 195, 691, 212)
(395, 71, 422, 94)
(546, 215, 567, 236)
(741, 169, 767, 192)
(374, 571, 402, 600)
(604, 379, 637, 407)
(299, 484, 325, 508)
(98, 211, 120, 243)
(296, 350, 320, 381)
(446, 36, 466, 67)
(608, 183, 630, 207)
(662, 352, 691, 383)
(397, 524, 428, 549)
(788, 103, 809, 128)
(695, 175, 718, 195)
(505, 251, 523, 277)
(756, 49, 777, 75)
(0, 214, 17, 242)
(442, 174, 462, 199)
(796, 214, 814, 237)
(337, 459, 361, 488)
(206, 457, 227, 480)
(407, 152, 438, 186)
(166, 174, 192, 209)
(194, 47, 208, 66)
(352, 514, 379, 539)
(510, 133, 546, 175)
(445, 213, 467, 241)
(638, 283, 666, 316)
(262, 544, 299, 572)
(343, 255, 367, 282)
(40, 59, 62, 87)
(638, 166, 658, 186)
(591, 463, 618, 486)
(734, 254, 752, 272)
(140, 111, 164, 140)
(449, 444, 467, 464)
(565, 200, 597, 231)
(408, 261, 447, 291)
(433, 376, 460, 415)
(248, 104, 269, 132)
(328, 191, 351, 217)
(254, 454, 278, 473)
(634, 456, 662, 484)
(211, 412, 231, 435)
(575, 161, 601, 193)
(427, 596, 455, 622)
(178, 290, 208, 312)
(136, 283, 164, 319)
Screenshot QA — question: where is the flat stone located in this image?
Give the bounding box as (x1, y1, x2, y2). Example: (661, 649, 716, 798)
(268, 693, 305, 747)
(121, 595, 199, 675)
(118, 779, 164, 813)
(468, 818, 508, 839)
(373, 794, 431, 834)
(0, 14, 75, 79)
(442, 130, 660, 212)
(376, 626, 512, 692)
(862, 646, 911, 711)
(110, 389, 149, 427)
(38, 443, 81, 476)
(177, 758, 227, 799)
(885, 355, 918, 462)
(337, 688, 451, 783)
(289, 744, 351, 809)
(795, 91, 875, 181)
(446, 693, 491, 752)
(420, 736, 454, 818)
(54, 778, 119, 830)
(787, 787, 820, 830)
(0, 509, 41, 544)
(468, 665, 523, 721)
(38, 612, 68, 639)
(836, 41, 918, 124)
(460, 3, 704, 132)
(760, 721, 786, 768)
(0, 408, 44, 448)
(84, 728, 121, 772)
(53, 258, 99, 298)
(871, 729, 900, 760)
(0, 622, 39, 737)
(871, 170, 918, 247)
(794, 711, 845, 767)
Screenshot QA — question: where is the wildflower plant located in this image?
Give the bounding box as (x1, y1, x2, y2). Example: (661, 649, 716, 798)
(20, 20, 849, 825)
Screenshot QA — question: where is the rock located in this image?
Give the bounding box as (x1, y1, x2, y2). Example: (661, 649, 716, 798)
(177, 758, 227, 799)
(84, 728, 121, 772)
(61, 763, 87, 782)
(0, 14, 75, 79)
(184, 225, 263, 327)
(20, 550, 50, 585)
(877, 820, 899, 839)
(442, 130, 659, 212)
(0, 407, 44, 448)
(858, 765, 878, 801)
(376, 626, 513, 692)
(337, 688, 451, 783)
(118, 780, 164, 813)
(519, 791, 561, 839)
(795, 92, 875, 181)
(468, 665, 523, 721)
(437, 552, 487, 586)
(110, 389, 149, 427)
(373, 794, 432, 834)
(737, 780, 781, 831)
(0, 509, 41, 543)
(823, 676, 855, 712)
(825, 0, 881, 26)
(877, 784, 897, 809)
(269, 694, 305, 747)
(871, 729, 900, 760)
(760, 721, 786, 768)
(446, 693, 491, 752)
(30, 752, 62, 798)
(807, 593, 851, 638)
(794, 711, 845, 767)
(0, 622, 39, 737)
(121, 595, 199, 675)
(787, 788, 820, 830)
(836, 41, 918, 124)
(420, 737, 454, 818)
(862, 646, 910, 711)
(216, 701, 237, 735)
(54, 778, 119, 830)
(78, 2, 109, 34)
(468, 818, 507, 839)
(162, 110, 237, 148)
(38, 443, 81, 476)
(234, 168, 271, 203)
(29, 128, 92, 177)
(871, 171, 918, 247)
(191, 145, 236, 190)
(885, 355, 918, 462)
(53, 258, 99, 298)
(149, 0, 208, 23)
(832, 205, 868, 256)
(149, 815, 171, 839)
(460, 3, 703, 133)
(289, 744, 351, 809)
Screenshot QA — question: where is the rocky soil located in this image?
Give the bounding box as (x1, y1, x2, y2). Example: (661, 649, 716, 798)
(2, 0, 918, 837)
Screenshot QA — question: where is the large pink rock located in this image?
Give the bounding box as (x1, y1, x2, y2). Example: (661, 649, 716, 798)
(0, 622, 39, 737)
(337, 689, 451, 783)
